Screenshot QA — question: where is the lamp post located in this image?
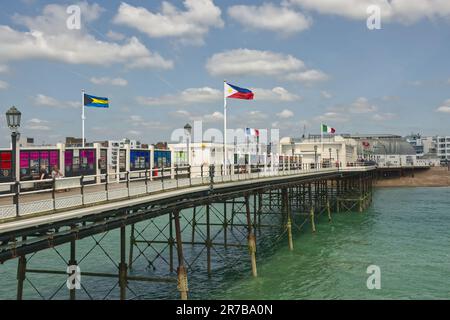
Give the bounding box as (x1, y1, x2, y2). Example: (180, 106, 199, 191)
(184, 123, 192, 166)
(6, 106, 21, 215)
(314, 145, 318, 169)
(336, 148, 340, 168)
(329, 148, 332, 168)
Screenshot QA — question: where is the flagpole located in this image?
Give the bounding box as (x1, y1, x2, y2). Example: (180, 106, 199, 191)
(223, 81, 227, 173)
(321, 123, 324, 164)
(82, 89, 85, 148)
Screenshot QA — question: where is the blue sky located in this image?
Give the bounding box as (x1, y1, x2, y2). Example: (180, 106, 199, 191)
(1, 0, 450, 146)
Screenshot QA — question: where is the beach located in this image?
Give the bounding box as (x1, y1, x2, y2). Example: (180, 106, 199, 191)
(375, 167, 450, 187)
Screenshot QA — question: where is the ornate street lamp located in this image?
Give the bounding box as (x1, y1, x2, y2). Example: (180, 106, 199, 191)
(6, 106, 21, 216)
(184, 123, 192, 166)
(6, 107, 21, 181)
(6, 106, 21, 132)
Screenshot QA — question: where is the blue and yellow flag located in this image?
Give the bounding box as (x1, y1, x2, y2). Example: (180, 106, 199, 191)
(84, 93, 109, 108)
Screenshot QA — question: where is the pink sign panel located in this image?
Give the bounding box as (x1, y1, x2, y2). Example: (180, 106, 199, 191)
(20, 152, 29, 168)
(65, 151, 73, 166)
(30, 152, 39, 160)
(50, 151, 59, 166)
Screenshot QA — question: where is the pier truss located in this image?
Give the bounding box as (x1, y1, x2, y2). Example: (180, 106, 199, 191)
(0, 170, 374, 300)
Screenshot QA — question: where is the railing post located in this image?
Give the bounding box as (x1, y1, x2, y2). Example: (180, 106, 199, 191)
(161, 165, 165, 190)
(175, 165, 179, 188)
(14, 181, 20, 217)
(105, 173, 109, 200)
(80, 176, 85, 206)
(144, 170, 148, 193)
(188, 165, 192, 187)
(126, 171, 131, 198)
(209, 165, 214, 191)
(52, 177, 56, 210)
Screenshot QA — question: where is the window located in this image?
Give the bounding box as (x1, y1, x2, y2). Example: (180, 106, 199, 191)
(154, 150, 171, 168)
(20, 150, 59, 179)
(64, 149, 96, 177)
(174, 151, 187, 165)
(0, 151, 12, 182)
(130, 150, 150, 171)
(119, 150, 127, 172)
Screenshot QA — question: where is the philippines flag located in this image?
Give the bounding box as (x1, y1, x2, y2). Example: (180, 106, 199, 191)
(225, 82, 254, 100)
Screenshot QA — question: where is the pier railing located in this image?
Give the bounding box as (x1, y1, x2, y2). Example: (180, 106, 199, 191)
(0, 163, 374, 220)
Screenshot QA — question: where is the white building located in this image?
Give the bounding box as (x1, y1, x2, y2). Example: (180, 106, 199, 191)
(434, 136, 450, 162)
(280, 135, 358, 167)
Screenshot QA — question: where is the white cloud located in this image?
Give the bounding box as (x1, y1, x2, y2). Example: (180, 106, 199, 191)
(90, 77, 128, 87)
(277, 109, 295, 119)
(372, 113, 396, 121)
(126, 130, 142, 136)
(169, 109, 223, 123)
(27, 118, 50, 131)
(315, 112, 349, 123)
(247, 110, 269, 121)
(203, 111, 224, 123)
(0, 3, 173, 69)
(321, 91, 332, 99)
(409, 80, 423, 86)
(382, 95, 400, 102)
(139, 85, 302, 107)
(348, 97, 377, 113)
(0, 80, 8, 89)
(253, 87, 301, 102)
(127, 115, 171, 131)
(206, 49, 304, 77)
(228, 3, 312, 35)
(137, 87, 222, 106)
(33, 94, 78, 109)
(436, 99, 450, 114)
(0, 65, 9, 73)
(106, 30, 126, 41)
(284, 69, 329, 84)
(288, 0, 450, 24)
(114, 1, 224, 45)
(207, 49, 328, 85)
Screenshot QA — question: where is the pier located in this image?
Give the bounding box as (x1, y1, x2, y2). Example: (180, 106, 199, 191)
(0, 164, 375, 300)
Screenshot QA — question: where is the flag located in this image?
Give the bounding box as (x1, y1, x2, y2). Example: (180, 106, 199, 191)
(321, 124, 335, 134)
(84, 93, 109, 108)
(245, 128, 260, 137)
(225, 82, 254, 100)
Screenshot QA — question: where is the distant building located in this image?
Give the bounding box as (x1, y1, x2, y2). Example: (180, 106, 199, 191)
(406, 134, 436, 157)
(434, 136, 450, 162)
(18, 137, 34, 148)
(154, 142, 168, 150)
(348, 134, 417, 166)
(65, 137, 85, 147)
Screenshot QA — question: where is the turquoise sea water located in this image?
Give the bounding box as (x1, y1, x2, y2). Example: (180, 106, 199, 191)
(0, 187, 449, 300)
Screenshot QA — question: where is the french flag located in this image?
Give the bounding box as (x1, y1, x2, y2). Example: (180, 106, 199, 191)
(225, 82, 254, 100)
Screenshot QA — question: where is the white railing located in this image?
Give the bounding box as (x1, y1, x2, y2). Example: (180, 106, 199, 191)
(0, 163, 375, 220)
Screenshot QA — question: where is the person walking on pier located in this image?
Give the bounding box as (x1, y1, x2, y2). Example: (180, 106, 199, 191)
(51, 165, 63, 179)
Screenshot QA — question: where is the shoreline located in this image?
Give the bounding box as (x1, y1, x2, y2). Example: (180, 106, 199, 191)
(374, 167, 450, 188)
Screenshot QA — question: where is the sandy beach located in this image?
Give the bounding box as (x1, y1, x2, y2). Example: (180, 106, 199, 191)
(375, 167, 450, 187)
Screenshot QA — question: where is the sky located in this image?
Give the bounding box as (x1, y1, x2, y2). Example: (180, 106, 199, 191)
(0, 0, 450, 146)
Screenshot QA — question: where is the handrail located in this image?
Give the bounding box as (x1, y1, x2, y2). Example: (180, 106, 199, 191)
(0, 164, 376, 220)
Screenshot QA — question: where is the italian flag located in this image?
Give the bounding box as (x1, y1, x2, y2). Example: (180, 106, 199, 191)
(321, 124, 336, 134)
